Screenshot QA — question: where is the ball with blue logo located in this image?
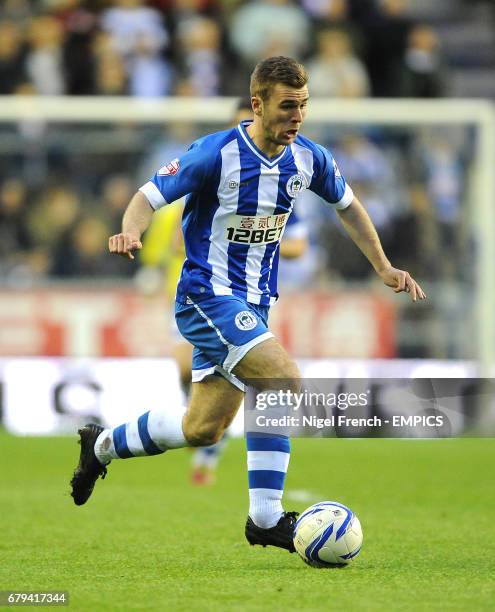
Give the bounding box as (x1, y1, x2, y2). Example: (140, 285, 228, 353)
(293, 501, 363, 567)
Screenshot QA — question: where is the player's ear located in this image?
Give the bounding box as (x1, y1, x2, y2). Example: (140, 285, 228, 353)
(252, 96, 262, 116)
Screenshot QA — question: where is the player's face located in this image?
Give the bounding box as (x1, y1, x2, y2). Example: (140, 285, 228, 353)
(259, 84, 309, 147)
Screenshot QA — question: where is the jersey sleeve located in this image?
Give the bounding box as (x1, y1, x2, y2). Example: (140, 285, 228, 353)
(309, 144, 354, 210)
(139, 139, 214, 210)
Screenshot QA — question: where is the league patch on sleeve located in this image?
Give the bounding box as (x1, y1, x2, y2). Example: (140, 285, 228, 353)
(332, 159, 342, 178)
(158, 159, 180, 176)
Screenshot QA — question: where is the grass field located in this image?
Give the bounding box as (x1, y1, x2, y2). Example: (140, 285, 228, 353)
(1, 432, 494, 611)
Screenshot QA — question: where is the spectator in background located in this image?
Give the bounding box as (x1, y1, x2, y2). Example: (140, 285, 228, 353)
(408, 130, 464, 279)
(52, 215, 133, 278)
(99, 174, 135, 229)
(301, 0, 348, 26)
(307, 28, 370, 97)
(92, 33, 128, 95)
(335, 134, 397, 227)
(150, 0, 220, 15)
(167, 0, 221, 26)
(28, 186, 81, 260)
(398, 25, 446, 98)
(128, 41, 172, 97)
(175, 16, 222, 96)
(320, 133, 399, 279)
(0, 178, 50, 283)
(362, 0, 412, 97)
(229, 0, 310, 65)
(0, 179, 34, 279)
(56, 0, 98, 95)
(0, 0, 32, 24)
(25, 14, 66, 95)
(0, 20, 29, 94)
(100, 0, 171, 97)
(0, 180, 31, 250)
(101, 0, 169, 58)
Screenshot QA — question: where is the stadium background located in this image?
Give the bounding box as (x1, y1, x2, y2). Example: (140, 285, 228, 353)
(1, 1, 495, 610)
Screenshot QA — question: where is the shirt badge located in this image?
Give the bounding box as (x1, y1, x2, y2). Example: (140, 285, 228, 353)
(158, 159, 180, 176)
(286, 173, 307, 197)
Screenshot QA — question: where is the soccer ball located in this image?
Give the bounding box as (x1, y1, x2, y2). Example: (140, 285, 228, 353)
(293, 501, 363, 568)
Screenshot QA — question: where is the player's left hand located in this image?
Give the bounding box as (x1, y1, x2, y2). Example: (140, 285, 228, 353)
(378, 266, 426, 302)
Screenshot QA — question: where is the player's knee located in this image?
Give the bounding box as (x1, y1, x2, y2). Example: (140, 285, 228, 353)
(183, 421, 224, 447)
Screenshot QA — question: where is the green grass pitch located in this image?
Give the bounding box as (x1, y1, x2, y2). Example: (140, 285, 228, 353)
(1, 432, 494, 611)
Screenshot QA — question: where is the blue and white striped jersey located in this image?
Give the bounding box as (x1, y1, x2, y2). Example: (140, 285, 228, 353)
(140, 120, 353, 306)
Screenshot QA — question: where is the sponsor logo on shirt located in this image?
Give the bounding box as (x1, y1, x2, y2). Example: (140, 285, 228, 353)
(286, 173, 307, 197)
(225, 212, 289, 246)
(158, 159, 180, 176)
(235, 310, 258, 331)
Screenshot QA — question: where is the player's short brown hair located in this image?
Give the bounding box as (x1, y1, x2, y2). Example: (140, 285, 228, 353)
(250, 56, 308, 101)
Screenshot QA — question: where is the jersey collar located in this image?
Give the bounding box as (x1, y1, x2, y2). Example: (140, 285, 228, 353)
(237, 120, 288, 168)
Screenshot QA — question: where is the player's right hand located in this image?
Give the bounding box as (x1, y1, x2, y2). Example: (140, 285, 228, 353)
(108, 233, 142, 260)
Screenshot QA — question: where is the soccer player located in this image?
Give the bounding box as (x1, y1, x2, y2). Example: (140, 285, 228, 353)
(70, 56, 426, 554)
(139, 97, 308, 486)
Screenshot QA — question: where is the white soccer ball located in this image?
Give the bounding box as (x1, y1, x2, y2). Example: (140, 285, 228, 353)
(293, 501, 363, 567)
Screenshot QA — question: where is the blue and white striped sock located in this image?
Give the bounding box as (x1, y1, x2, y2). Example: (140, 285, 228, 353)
(247, 433, 291, 529)
(94, 407, 187, 464)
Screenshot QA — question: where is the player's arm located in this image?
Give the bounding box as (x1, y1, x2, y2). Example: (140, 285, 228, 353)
(109, 191, 154, 260)
(337, 196, 426, 302)
(110, 139, 213, 260)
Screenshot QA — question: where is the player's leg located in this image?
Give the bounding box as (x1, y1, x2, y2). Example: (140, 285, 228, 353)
(95, 373, 241, 457)
(174, 295, 300, 551)
(232, 337, 301, 551)
(70, 374, 242, 506)
(70, 294, 248, 506)
(182, 375, 243, 446)
(233, 335, 300, 381)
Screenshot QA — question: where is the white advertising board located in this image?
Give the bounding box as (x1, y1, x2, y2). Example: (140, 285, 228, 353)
(0, 358, 477, 436)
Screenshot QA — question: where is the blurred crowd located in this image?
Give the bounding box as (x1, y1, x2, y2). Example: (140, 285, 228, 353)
(0, 122, 470, 288)
(2, 0, 490, 99)
(0, 0, 487, 289)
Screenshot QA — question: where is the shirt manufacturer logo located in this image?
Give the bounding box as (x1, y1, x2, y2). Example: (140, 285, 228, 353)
(228, 178, 255, 189)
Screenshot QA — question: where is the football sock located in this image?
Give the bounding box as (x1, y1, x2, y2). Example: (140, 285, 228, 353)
(94, 407, 187, 464)
(246, 433, 290, 529)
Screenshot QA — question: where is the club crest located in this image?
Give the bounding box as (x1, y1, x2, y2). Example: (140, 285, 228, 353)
(286, 173, 307, 197)
(235, 311, 258, 331)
